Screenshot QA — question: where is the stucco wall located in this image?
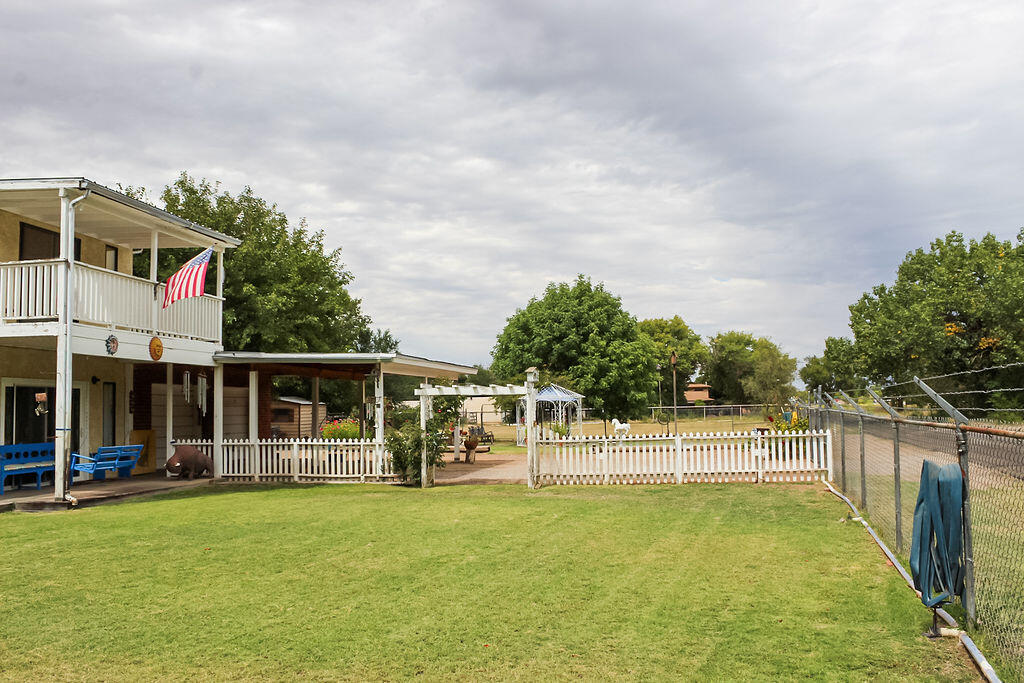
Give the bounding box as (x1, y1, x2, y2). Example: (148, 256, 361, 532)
(0, 346, 131, 455)
(0, 208, 132, 274)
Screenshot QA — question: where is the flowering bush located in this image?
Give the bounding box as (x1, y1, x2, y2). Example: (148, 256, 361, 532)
(767, 412, 809, 432)
(321, 418, 361, 440)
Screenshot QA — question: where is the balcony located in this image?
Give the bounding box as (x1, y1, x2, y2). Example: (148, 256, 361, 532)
(0, 259, 222, 344)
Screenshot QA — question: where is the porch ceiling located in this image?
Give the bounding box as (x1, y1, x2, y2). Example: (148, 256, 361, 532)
(0, 178, 240, 250)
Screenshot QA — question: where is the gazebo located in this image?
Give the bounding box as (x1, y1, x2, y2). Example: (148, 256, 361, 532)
(516, 383, 584, 444)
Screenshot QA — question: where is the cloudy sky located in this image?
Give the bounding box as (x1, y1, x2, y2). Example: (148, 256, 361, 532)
(3, 1, 1023, 366)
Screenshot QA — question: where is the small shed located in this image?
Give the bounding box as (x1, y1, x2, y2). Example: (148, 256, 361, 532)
(271, 396, 328, 438)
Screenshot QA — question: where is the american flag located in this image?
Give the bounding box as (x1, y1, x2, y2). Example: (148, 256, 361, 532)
(162, 247, 214, 308)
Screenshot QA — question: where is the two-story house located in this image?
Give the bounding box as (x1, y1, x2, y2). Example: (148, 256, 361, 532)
(0, 178, 473, 503)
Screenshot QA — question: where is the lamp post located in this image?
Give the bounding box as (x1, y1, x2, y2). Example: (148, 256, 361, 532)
(671, 353, 678, 435)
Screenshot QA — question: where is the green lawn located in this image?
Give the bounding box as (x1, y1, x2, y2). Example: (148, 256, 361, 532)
(0, 484, 975, 681)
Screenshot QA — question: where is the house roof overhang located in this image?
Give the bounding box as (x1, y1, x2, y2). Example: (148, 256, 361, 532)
(0, 177, 240, 250)
(213, 351, 477, 381)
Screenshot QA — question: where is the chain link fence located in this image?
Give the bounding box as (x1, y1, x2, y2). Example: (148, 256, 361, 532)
(816, 406, 1024, 678)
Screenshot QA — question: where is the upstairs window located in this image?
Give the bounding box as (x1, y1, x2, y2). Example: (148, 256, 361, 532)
(20, 223, 80, 261)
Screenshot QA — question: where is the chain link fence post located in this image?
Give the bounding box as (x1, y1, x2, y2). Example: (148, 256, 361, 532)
(866, 387, 904, 552)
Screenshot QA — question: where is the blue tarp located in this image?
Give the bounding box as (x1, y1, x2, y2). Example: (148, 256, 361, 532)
(910, 460, 965, 608)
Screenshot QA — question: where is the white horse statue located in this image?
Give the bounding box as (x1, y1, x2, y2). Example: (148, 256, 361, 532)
(611, 418, 631, 437)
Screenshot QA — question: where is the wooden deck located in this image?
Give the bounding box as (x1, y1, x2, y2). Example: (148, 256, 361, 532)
(0, 473, 213, 512)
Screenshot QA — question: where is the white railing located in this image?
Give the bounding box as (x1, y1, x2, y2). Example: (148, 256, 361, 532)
(0, 260, 222, 343)
(155, 282, 222, 342)
(75, 263, 152, 332)
(175, 438, 397, 482)
(534, 429, 832, 486)
(0, 259, 60, 321)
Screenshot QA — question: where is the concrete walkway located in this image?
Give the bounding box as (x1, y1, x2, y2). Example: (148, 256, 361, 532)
(0, 473, 212, 512)
(434, 448, 527, 485)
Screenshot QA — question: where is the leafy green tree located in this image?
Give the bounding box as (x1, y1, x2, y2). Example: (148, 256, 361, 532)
(741, 339, 798, 405)
(799, 337, 865, 393)
(491, 275, 658, 420)
(143, 173, 397, 415)
(849, 231, 1024, 404)
(150, 173, 383, 354)
(637, 316, 708, 405)
(701, 332, 796, 404)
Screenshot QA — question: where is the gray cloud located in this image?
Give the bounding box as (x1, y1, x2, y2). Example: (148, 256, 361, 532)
(3, 0, 1023, 366)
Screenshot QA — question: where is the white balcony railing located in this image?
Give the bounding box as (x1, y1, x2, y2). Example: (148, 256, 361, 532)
(0, 260, 222, 344)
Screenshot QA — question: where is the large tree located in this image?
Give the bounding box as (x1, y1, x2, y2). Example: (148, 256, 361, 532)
(799, 337, 864, 394)
(701, 331, 796, 404)
(849, 231, 1024, 403)
(491, 275, 657, 420)
(138, 173, 396, 415)
(154, 173, 385, 353)
(637, 316, 708, 405)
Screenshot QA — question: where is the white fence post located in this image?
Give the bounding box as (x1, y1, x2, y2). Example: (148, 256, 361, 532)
(674, 434, 682, 484)
(755, 430, 763, 483)
(291, 440, 299, 482)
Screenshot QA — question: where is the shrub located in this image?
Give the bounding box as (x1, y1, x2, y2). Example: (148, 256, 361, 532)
(387, 394, 464, 485)
(321, 419, 361, 440)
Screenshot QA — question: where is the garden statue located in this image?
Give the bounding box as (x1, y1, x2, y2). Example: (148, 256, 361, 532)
(166, 444, 214, 479)
(611, 418, 631, 437)
(464, 433, 481, 464)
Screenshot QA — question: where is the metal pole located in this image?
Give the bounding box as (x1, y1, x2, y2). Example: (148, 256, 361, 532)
(837, 389, 866, 507)
(866, 387, 904, 552)
(671, 353, 678, 435)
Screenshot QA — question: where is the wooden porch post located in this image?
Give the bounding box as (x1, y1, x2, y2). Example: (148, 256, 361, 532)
(165, 363, 174, 469)
(248, 368, 259, 480)
(359, 379, 366, 439)
(213, 364, 224, 478)
(311, 376, 320, 438)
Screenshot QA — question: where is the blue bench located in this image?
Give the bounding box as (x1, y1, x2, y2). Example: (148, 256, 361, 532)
(71, 445, 144, 482)
(0, 443, 56, 496)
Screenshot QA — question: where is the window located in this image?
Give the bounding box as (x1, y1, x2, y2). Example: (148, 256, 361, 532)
(272, 408, 294, 423)
(3, 384, 80, 451)
(19, 223, 80, 261)
(104, 246, 119, 272)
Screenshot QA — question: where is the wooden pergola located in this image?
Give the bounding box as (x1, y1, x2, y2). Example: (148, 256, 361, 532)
(415, 368, 538, 488)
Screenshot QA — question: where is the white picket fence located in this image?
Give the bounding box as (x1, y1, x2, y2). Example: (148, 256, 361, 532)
(534, 429, 832, 486)
(174, 438, 398, 482)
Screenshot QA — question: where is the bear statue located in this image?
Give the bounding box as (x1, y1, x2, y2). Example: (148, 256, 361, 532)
(166, 444, 214, 479)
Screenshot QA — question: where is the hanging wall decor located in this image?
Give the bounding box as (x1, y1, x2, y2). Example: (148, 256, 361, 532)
(197, 372, 208, 415)
(183, 370, 192, 404)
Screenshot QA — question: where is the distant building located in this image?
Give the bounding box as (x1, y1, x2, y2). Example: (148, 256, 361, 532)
(271, 396, 328, 438)
(684, 383, 713, 404)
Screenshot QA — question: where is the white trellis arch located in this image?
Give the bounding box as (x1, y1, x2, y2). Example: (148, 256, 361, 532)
(415, 368, 538, 488)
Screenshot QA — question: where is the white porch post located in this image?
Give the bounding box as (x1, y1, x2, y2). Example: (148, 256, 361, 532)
(248, 368, 259, 480)
(150, 231, 159, 334)
(311, 376, 320, 438)
(526, 367, 538, 488)
(374, 366, 384, 476)
(53, 189, 73, 501)
(213, 364, 224, 478)
(420, 389, 430, 488)
(165, 364, 174, 468)
(359, 379, 366, 439)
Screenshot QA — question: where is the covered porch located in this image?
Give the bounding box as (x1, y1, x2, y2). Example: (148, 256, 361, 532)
(163, 352, 475, 483)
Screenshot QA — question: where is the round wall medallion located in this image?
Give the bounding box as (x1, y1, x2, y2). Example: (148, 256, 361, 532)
(149, 336, 164, 361)
(105, 335, 119, 355)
